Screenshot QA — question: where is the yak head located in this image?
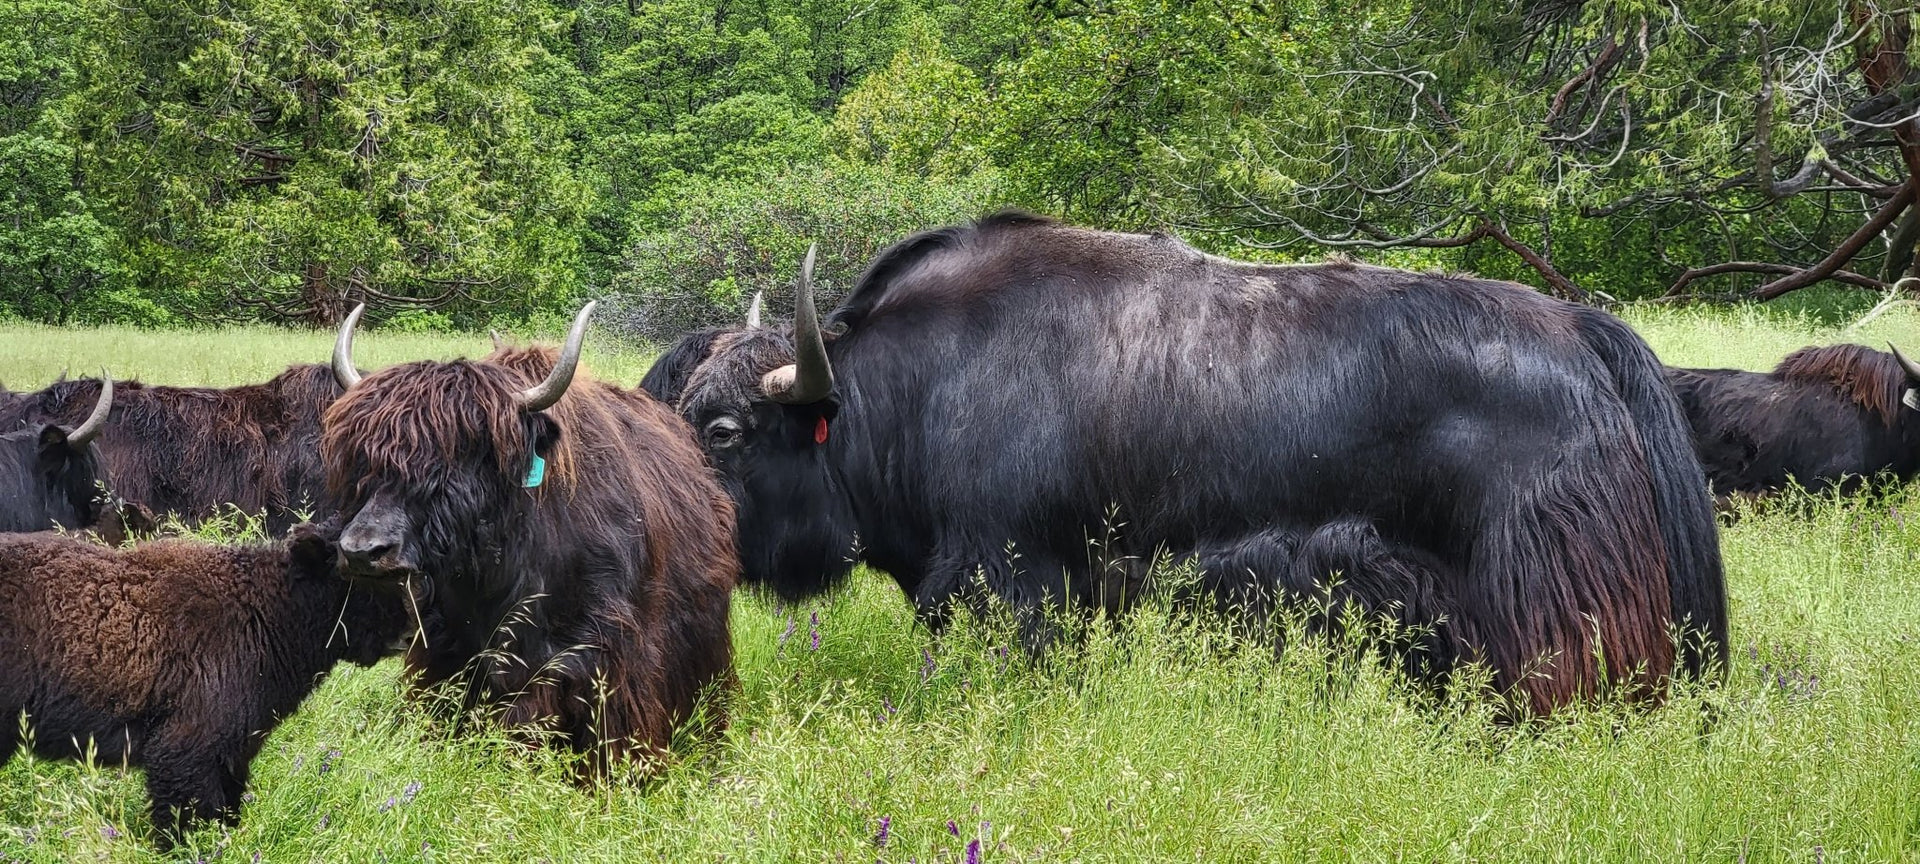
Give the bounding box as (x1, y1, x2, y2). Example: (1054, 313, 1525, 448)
(282, 518, 414, 667)
(0, 374, 122, 536)
(659, 245, 858, 600)
(1892, 344, 1920, 417)
(320, 304, 593, 592)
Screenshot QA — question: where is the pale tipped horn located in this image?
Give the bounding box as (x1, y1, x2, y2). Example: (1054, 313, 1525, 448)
(491, 329, 506, 351)
(514, 301, 597, 412)
(745, 291, 765, 329)
(66, 372, 113, 446)
(1891, 342, 1920, 384)
(761, 243, 834, 404)
(332, 304, 367, 389)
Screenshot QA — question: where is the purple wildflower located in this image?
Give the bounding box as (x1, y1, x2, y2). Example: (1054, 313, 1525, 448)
(779, 616, 795, 648)
(253, 853, 263, 864)
(100, 825, 121, 840)
(319, 747, 342, 774)
(881, 695, 896, 721)
(920, 649, 936, 683)
(401, 780, 423, 804)
(380, 797, 398, 814)
(319, 812, 331, 830)
(873, 815, 891, 847)
(947, 819, 960, 837)
(809, 610, 822, 651)
(966, 838, 981, 864)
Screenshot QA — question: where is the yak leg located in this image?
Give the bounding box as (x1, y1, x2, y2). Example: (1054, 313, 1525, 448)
(141, 716, 250, 846)
(1460, 460, 1675, 715)
(914, 541, 1076, 654)
(1284, 520, 1457, 687)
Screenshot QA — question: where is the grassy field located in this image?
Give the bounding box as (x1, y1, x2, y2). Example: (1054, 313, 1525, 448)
(2, 296, 1920, 862)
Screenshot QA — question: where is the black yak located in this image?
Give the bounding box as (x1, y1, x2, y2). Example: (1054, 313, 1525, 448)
(1667, 342, 1920, 497)
(645, 215, 1727, 715)
(322, 303, 738, 774)
(0, 365, 342, 533)
(0, 522, 409, 845)
(0, 374, 143, 540)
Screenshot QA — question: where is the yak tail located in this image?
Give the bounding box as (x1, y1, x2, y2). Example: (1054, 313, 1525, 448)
(1574, 308, 1728, 682)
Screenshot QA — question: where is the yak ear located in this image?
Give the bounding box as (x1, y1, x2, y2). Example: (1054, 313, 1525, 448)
(116, 501, 157, 537)
(530, 412, 561, 459)
(287, 522, 340, 578)
(35, 425, 77, 472)
(37, 424, 70, 450)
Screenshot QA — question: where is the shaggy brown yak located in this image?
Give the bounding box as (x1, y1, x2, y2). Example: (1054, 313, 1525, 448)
(0, 365, 342, 532)
(321, 303, 738, 775)
(0, 523, 409, 845)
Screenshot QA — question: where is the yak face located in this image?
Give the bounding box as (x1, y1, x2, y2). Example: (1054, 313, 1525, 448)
(322, 361, 560, 581)
(675, 328, 856, 600)
(320, 304, 587, 587)
(0, 376, 117, 535)
(662, 246, 859, 600)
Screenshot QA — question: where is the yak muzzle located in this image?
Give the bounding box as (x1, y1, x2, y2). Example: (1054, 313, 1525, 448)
(338, 501, 418, 579)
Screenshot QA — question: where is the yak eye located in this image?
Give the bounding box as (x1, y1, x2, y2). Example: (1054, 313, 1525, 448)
(705, 417, 745, 448)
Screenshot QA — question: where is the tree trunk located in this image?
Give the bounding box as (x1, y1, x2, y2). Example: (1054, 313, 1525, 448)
(303, 262, 338, 327)
(1881, 199, 1920, 283)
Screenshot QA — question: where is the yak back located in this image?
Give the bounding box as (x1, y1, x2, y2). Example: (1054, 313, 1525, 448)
(0, 366, 340, 531)
(1773, 343, 1908, 427)
(819, 210, 1600, 562)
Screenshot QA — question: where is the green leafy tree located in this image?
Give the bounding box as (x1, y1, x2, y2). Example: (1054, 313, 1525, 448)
(70, 0, 591, 325)
(610, 160, 994, 339)
(829, 18, 991, 178)
(0, 0, 136, 323)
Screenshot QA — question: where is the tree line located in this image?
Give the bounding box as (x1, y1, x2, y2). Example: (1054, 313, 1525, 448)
(3, 0, 1916, 336)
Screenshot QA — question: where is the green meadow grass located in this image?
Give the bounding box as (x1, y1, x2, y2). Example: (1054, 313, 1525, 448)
(3, 300, 1920, 862)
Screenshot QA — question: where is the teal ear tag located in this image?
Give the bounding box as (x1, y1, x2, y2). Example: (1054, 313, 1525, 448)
(524, 453, 547, 488)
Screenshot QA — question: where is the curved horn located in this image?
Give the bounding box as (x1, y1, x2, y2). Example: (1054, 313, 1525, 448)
(332, 304, 367, 389)
(1892, 343, 1920, 384)
(514, 301, 596, 412)
(745, 291, 764, 329)
(761, 243, 834, 404)
(491, 329, 506, 351)
(66, 372, 113, 446)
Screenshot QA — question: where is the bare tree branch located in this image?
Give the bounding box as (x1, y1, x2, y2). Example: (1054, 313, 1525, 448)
(1752, 180, 1915, 299)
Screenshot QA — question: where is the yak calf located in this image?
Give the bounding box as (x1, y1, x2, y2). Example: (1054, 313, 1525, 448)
(0, 524, 410, 845)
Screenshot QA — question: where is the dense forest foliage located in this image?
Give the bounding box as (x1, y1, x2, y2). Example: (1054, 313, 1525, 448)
(3, 0, 1917, 336)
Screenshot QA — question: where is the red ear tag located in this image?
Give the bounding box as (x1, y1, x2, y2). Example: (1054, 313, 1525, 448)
(814, 416, 829, 445)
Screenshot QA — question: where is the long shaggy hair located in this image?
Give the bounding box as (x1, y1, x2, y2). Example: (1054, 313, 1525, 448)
(322, 346, 738, 774)
(1773, 344, 1907, 426)
(1667, 342, 1920, 496)
(656, 213, 1726, 716)
(0, 523, 408, 844)
(0, 366, 340, 531)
